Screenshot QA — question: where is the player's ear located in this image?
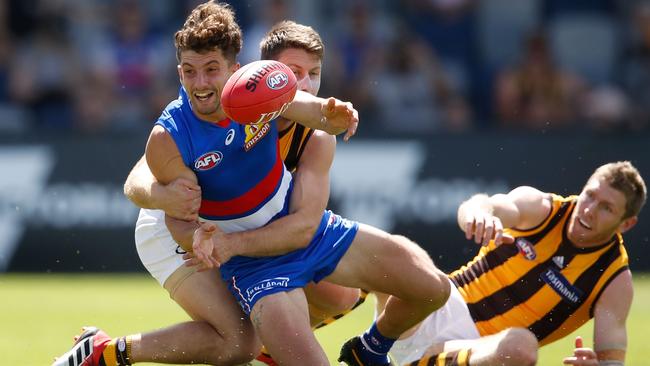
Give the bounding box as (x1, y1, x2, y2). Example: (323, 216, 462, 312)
(618, 216, 637, 233)
(230, 62, 241, 73)
(177, 64, 183, 82)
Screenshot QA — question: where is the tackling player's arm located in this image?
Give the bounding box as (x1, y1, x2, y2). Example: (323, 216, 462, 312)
(563, 270, 632, 366)
(282, 91, 358, 141)
(123, 155, 201, 221)
(189, 130, 334, 267)
(457, 186, 552, 246)
(145, 125, 200, 252)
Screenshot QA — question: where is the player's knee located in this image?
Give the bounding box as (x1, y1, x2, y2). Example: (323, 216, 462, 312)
(496, 328, 538, 366)
(432, 271, 451, 307)
(317, 287, 360, 315)
(390, 235, 450, 308)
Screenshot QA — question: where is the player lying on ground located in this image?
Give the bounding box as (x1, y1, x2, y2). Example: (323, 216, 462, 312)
(378, 161, 645, 366)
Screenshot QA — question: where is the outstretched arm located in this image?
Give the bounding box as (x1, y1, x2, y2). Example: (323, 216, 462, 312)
(187, 131, 335, 268)
(282, 91, 359, 141)
(457, 186, 552, 246)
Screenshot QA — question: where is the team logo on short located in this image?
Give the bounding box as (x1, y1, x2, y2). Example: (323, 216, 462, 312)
(540, 267, 583, 304)
(515, 238, 537, 260)
(266, 70, 290, 90)
(244, 122, 271, 151)
(194, 151, 223, 171)
(246, 276, 290, 301)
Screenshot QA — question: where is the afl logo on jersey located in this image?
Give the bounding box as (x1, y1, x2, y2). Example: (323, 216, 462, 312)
(194, 151, 223, 171)
(515, 238, 537, 260)
(266, 71, 290, 90)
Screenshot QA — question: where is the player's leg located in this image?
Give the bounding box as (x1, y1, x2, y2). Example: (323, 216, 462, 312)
(408, 328, 538, 366)
(50, 268, 258, 366)
(133, 209, 259, 364)
(330, 223, 450, 335)
(304, 281, 361, 327)
(149, 266, 260, 364)
(329, 224, 451, 365)
(250, 288, 329, 366)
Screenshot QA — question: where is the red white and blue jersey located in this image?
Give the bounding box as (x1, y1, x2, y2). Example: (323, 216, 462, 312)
(155, 87, 292, 232)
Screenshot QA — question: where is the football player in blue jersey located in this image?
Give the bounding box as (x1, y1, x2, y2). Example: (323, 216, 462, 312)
(53, 2, 450, 366)
(51, 3, 361, 366)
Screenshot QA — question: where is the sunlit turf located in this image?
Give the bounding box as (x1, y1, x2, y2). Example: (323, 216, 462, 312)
(1, 273, 648, 365)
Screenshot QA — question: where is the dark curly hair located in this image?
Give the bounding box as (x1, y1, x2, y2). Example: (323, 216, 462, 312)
(174, 1, 242, 64)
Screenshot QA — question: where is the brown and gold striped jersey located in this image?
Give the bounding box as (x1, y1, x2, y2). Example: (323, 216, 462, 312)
(278, 122, 313, 172)
(449, 194, 629, 346)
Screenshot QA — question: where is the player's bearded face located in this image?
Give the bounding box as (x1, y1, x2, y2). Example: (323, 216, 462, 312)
(568, 177, 628, 246)
(178, 50, 239, 121)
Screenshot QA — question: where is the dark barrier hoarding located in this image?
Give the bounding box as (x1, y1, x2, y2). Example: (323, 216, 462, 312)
(2, 132, 649, 273)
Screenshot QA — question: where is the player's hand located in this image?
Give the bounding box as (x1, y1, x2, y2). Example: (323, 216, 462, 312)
(190, 222, 220, 270)
(320, 97, 359, 141)
(563, 337, 599, 365)
(462, 211, 514, 246)
(157, 178, 201, 221)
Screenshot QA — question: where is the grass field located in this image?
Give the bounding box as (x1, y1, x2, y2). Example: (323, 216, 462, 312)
(1, 273, 649, 366)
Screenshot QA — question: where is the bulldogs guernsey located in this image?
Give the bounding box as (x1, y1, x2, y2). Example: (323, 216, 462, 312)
(155, 87, 359, 314)
(157, 87, 292, 233)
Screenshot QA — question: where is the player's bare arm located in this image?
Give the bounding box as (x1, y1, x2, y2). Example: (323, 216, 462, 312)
(124, 155, 201, 221)
(187, 131, 336, 269)
(457, 186, 551, 246)
(145, 125, 201, 252)
(562, 270, 632, 365)
(283, 91, 359, 141)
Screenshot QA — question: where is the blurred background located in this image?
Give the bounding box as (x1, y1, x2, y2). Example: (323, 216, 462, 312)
(1, 0, 649, 274)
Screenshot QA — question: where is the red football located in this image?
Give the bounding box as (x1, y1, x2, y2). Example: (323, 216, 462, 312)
(221, 60, 297, 125)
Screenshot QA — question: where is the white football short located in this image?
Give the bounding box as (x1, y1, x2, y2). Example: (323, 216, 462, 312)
(134, 208, 186, 287)
(389, 279, 480, 365)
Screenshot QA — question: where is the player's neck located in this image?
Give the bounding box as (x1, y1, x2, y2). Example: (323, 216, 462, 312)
(194, 109, 228, 124)
(277, 117, 293, 131)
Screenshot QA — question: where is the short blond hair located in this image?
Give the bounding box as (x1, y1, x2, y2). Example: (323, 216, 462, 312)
(590, 161, 646, 218)
(260, 21, 324, 61)
(174, 1, 242, 63)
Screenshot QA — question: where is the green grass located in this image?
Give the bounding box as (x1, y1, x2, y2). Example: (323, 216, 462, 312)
(1, 273, 648, 365)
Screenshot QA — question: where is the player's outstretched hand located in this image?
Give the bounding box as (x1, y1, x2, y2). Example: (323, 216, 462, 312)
(321, 97, 359, 141)
(189, 222, 221, 270)
(563, 337, 598, 365)
(159, 177, 201, 221)
(463, 211, 515, 247)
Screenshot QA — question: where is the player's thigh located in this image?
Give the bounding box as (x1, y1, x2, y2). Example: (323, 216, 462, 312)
(326, 223, 439, 298)
(304, 281, 360, 314)
(167, 266, 254, 337)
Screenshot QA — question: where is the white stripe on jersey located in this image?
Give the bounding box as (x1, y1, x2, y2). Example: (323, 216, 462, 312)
(202, 168, 292, 233)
